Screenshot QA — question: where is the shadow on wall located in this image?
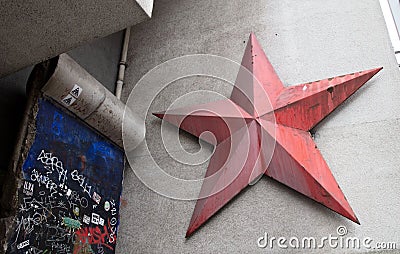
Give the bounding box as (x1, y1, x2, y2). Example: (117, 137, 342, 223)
(0, 67, 31, 188)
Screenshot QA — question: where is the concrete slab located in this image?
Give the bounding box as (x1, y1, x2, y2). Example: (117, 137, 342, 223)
(0, 0, 153, 77)
(119, 0, 400, 252)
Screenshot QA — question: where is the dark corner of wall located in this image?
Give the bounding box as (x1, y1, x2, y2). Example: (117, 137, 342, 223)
(0, 57, 59, 252)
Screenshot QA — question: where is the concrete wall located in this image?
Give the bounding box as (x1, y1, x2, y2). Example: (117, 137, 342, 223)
(0, 30, 124, 197)
(0, 0, 153, 77)
(119, 0, 400, 253)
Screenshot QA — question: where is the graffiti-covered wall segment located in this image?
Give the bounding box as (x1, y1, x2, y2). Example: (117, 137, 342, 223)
(7, 99, 124, 254)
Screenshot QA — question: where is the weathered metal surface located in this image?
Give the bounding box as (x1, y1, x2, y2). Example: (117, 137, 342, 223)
(6, 99, 124, 253)
(154, 33, 382, 237)
(39, 54, 145, 149)
(270, 69, 383, 131)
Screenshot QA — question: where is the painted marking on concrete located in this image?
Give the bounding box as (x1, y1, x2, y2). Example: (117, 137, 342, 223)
(23, 181, 34, 196)
(104, 201, 110, 211)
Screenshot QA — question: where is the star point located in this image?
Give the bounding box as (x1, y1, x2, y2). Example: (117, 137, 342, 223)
(154, 33, 382, 237)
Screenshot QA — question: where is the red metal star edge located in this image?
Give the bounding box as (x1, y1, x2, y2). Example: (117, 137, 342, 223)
(153, 33, 382, 237)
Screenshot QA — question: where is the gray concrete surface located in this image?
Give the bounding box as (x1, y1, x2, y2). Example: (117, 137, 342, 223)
(118, 0, 400, 253)
(68, 31, 124, 92)
(0, 0, 153, 77)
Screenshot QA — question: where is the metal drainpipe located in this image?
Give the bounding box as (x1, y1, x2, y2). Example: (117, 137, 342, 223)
(115, 27, 131, 99)
(36, 53, 145, 150)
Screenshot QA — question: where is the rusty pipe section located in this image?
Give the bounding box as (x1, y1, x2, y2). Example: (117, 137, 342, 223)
(36, 53, 145, 149)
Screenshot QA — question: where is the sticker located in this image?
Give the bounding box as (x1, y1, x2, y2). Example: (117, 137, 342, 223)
(73, 207, 80, 216)
(92, 191, 101, 204)
(62, 217, 81, 230)
(70, 84, 83, 98)
(62, 94, 76, 106)
(91, 213, 100, 225)
(23, 181, 34, 196)
(104, 201, 110, 211)
(17, 240, 29, 249)
(83, 214, 90, 225)
(98, 217, 104, 226)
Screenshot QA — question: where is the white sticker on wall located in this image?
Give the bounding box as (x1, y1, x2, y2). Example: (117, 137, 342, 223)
(62, 94, 76, 106)
(83, 214, 90, 225)
(70, 84, 83, 98)
(98, 217, 104, 226)
(92, 191, 101, 204)
(91, 213, 100, 225)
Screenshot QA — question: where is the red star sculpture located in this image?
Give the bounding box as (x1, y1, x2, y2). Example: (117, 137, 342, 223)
(153, 33, 382, 237)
